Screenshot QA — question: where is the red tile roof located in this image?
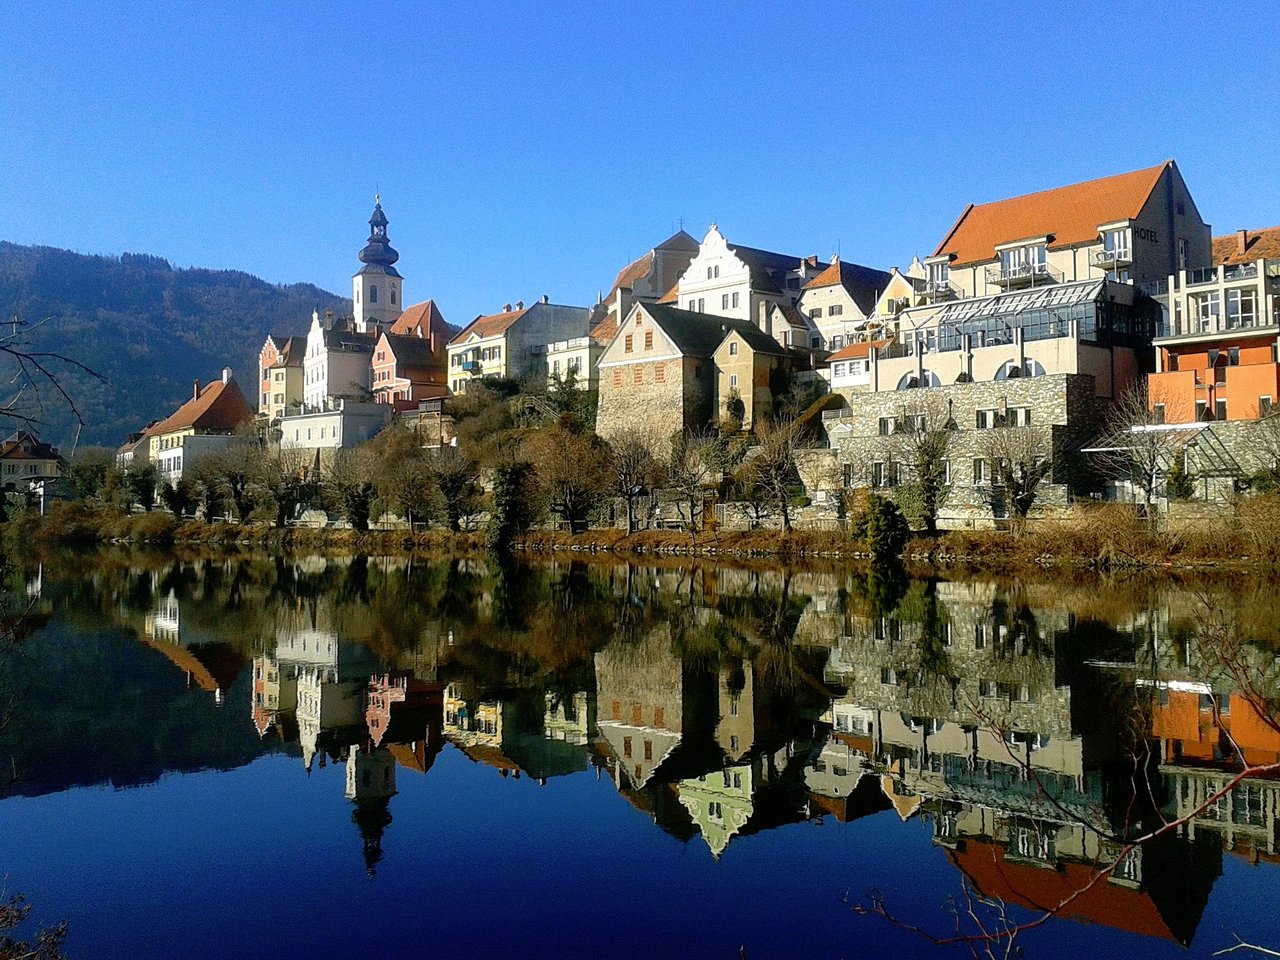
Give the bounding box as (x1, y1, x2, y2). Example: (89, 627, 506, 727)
(148, 376, 254, 437)
(657, 282, 679, 304)
(803, 258, 893, 313)
(950, 839, 1185, 943)
(390, 299, 456, 340)
(449, 306, 530, 344)
(1213, 226, 1280, 265)
(933, 162, 1171, 267)
(827, 339, 888, 362)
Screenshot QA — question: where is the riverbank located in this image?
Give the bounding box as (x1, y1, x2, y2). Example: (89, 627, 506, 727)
(8, 498, 1274, 573)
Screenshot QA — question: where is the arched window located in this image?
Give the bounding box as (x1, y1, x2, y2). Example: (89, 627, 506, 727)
(370, 285, 378, 303)
(391, 287, 396, 305)
(995, 359, 1046, 380)
(356, 289, 360, 304)
(897, 370, 940, 390)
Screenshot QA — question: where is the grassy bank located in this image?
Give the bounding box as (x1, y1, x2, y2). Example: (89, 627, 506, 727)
(7, 498, 1274, 572)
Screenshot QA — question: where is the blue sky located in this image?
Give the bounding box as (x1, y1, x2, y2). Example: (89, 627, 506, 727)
(2, 0, 1277, 326)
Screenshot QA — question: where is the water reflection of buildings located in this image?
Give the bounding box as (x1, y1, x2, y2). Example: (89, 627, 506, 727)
(140, 589, 247, 704)
(812, 581, 1222, 945)
(443, 684, 595, 783)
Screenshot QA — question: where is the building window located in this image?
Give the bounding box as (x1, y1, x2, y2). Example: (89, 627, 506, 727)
(1153, 403, 1166, 424)
(613, 368, 622, 388)
(729, 374, 738, 388)
(871, 461, 885, 488)
(999, 242, 1047, 278)
(697, 298, 705, 312)
(655, 363, 666, 384)
(370, 285, 377, 303)
(976, 409, 996, 429)
(1196, 399, 1209, 421)
(644, 331, 653, 350)
(391, 288, 396, 304)
(1195, 292, 1220, 330)
(732, 292, 739, 308)
(809, 308, 821, 320)
(973, 458, 987, 483)
(625, 334, 634, 353)
(707, 267, 713, 280)
(1261, 396, 1273, 417)
(810, 335, 821, 348)
(1178, 237, 1189, 267)
(1101, 228, 1130, 261)
(729, 342, 738, 356)
(878, 416, 894, 436)
(722, 294, 730, 310)
(828, 304, 843, 317)
(833, 362, 847, 377)
(633, 366, 643, 384)
(1216, 399, 1228, 421)
(1227, 288, 1257, 328)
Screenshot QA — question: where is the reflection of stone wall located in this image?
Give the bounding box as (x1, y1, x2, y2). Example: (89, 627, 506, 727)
(823, 582, 1075, 739)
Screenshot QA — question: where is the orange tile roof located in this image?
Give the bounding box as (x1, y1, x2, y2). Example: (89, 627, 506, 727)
(1213, 226, 1280, 265)
(148, 377, 254, 437)
(448, 306, 530, 345)
(657, 281, 679, 304)
(933, 162, 1170, 267)
(827, 339, 888, 362)
(390, 299, 456, 339)
(950, 839, 1187, 943)
(609, 251, 655, 298)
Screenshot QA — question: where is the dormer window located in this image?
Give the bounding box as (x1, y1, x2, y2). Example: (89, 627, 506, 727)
(999, 243, 1046, 277)
(927, 260, 949, 286)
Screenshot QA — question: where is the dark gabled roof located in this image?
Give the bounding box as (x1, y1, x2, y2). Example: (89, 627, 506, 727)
(276, 335, 307, 367)
(640, 303, 783, 358)
(727, 242, 812, 295)
(322, 322, 375, 352)
(381, 331, 440, 369)
(803, 258, 894, 314)
(0, 431, 58, 461)
(725, 321, 788, 357)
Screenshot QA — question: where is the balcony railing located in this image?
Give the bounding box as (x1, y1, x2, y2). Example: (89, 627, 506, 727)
(1187, 262, 1261, 287)
(461, 360, 482, 373)
(924, 279, 954, 300)
(1092, 247, 1133, 268)
(985, 262, 1061, 288)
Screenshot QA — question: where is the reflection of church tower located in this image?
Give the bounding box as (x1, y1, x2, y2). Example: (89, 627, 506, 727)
(346, 747, 397, 876)
(353, 197, 403, 334)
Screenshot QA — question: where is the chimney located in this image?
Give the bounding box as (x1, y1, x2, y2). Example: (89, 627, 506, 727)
(515, 300, 524, 310)
(1238, 229, 1249, 256)
(192, 379, 201, 400)
(222, 367, 232, 384)
(541, 294, 549, 304)
(503, 303, 512, 312)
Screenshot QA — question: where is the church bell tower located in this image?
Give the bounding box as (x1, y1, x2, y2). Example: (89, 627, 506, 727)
(353, 195, 403, 334)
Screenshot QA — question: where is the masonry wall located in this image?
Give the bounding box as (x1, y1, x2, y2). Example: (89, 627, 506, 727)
(597, 356, 713, 449)
(827, 373, 1108, 529)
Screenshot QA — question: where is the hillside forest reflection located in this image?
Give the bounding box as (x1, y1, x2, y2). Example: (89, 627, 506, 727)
(3, 552, 1280, 958)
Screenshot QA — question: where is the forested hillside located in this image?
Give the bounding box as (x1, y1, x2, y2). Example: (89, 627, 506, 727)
(0, 242, 350, 447)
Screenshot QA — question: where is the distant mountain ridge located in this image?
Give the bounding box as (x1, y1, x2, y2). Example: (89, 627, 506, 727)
(0, 241, 351, 448)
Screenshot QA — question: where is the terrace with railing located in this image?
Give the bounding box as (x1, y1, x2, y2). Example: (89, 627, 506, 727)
(984, 261, 1063, 289)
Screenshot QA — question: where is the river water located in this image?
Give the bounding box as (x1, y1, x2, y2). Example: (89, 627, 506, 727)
(1, 551, 1278, 958)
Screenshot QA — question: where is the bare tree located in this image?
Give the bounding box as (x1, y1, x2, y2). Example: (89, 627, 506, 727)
(1095, 383, 1183, 506)
(0, 315, 106, 444)
(253, 446, 317, 527)
(887, 395, 955, 533)
(523, 419, 611, 534)
(737, 416, 805, 532)
(607, 427, 659, 534)
(667, 431, 715, 533)
(428, 446, 482, 531)
(980, 425, 1054, 529)
(325, 447, 379, 532)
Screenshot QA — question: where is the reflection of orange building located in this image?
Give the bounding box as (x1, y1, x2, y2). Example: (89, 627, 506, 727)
(1151, 687, 1280, 768)
(950, 834, 1217, 946)
(1148, 227, 1280, 424)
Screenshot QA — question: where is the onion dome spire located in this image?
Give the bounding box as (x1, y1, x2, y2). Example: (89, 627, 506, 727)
(358, 195, 399, 267)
